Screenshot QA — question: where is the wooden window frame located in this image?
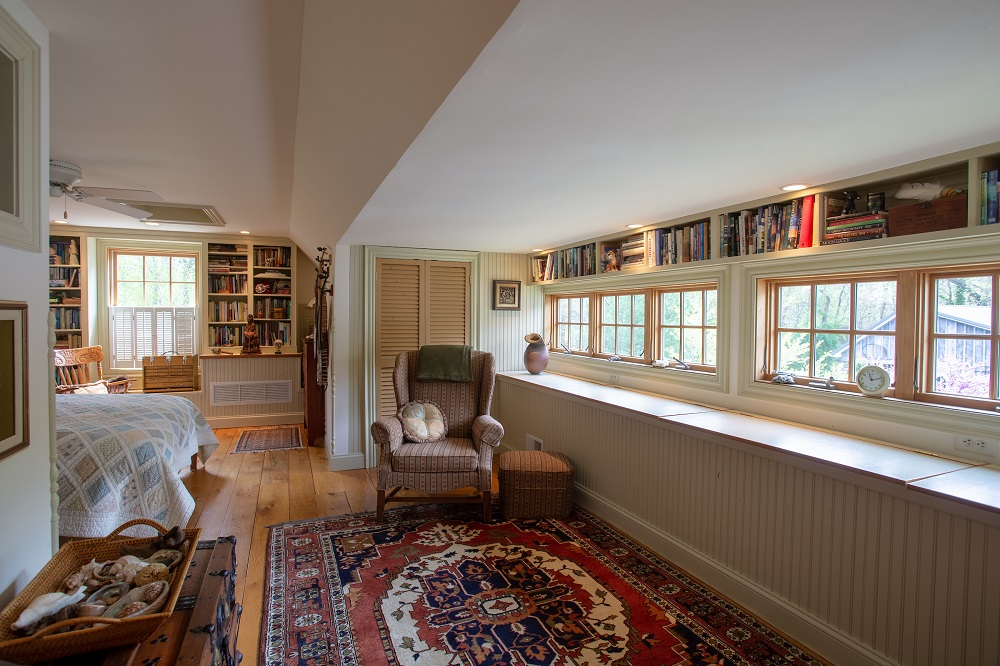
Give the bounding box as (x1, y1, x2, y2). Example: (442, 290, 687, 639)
(654, 283, 718, 373)
(551, 292, 594, 356)
(594, 288, 651, 362)
(757, 263, 1000, 413)
(110, 249, 199, 308)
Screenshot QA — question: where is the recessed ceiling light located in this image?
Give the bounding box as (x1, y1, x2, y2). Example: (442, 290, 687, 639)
(239, 230, 251, 235)
(531, 248, 545, 253)
(626, 224, 643, 229)
(144, 221, 160, 226)
(52, 219, 68, 224)
(781, 183, 810, 192)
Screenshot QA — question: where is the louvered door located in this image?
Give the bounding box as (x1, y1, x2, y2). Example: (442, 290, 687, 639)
(375, 258, 470, 419)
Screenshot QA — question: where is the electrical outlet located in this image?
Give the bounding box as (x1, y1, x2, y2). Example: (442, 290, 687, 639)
(609, 373, 620, 385)
(954, 435, 998, 457)
(526, 434, 543, 451)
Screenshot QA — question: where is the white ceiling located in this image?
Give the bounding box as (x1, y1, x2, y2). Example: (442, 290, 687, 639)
(26, 0, 1000, 255)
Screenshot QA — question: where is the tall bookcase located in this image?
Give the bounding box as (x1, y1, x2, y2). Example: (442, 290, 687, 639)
(207, 240, 296, 352)
(49, 233, 85, 349)
(529, 142, 1000, 284)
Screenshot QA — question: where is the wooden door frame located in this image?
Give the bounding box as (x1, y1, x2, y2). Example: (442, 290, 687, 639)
(363, 246, 479, 466)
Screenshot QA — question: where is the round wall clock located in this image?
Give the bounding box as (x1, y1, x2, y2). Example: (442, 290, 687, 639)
(856, 365, 891, 397)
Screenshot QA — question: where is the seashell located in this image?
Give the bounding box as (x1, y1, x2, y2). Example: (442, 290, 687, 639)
(86, 582, 129, 608)
(60, 570, 88, 593)
(117, 601, 148, 618)
(134, 563, 169, 587)
(11, 587, 86, 633)
(139, 581, 166, 603)
(145, 549, 182, 570)
(76, 603, 106, 617)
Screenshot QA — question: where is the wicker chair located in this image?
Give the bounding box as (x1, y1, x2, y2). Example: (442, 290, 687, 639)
(54, 345, 134, 394)
(371, 349, 504, 522)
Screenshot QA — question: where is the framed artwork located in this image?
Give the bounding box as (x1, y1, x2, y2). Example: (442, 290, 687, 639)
(492, 279, 521, 311)
(0, 301, 28, 461)
(0, 8, 42, 252)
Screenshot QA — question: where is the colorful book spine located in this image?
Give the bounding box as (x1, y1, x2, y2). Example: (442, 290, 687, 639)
(987, 169, 998, 225)
(798, 195, 814, 248)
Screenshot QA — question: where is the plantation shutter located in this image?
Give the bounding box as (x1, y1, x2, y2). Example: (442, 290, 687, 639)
(155, 309, 173, 355)
(173, 308, 196, 355)
(374, 259, 470, 419)
(134, 308, 154, 362)
(108, 306, 197, 369)
(110, 307, 135, 368)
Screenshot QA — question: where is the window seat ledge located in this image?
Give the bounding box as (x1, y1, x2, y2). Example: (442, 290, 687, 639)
(498, 371, 1000, 516)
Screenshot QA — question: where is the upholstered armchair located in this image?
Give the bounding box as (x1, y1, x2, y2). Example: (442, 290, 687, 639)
(370, 349, 504, 522)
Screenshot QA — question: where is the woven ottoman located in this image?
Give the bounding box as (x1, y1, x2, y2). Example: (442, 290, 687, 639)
(498, 450, 574, 519)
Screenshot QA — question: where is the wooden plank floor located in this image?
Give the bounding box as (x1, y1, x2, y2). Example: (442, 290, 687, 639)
(183, 426, 493, 665)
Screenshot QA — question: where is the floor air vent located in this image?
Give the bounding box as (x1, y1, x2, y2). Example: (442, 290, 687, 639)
(210, 380, 293, 407)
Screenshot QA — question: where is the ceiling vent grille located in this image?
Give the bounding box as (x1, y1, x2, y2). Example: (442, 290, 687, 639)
(110, 200, 226, 227)
(210, 380, 292, 406)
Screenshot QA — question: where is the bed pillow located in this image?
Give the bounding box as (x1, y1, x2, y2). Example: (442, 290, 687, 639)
(56, 380, 109, 395)
(398, 401, 447, 443)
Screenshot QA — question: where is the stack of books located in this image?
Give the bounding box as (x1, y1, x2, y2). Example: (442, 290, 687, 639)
(821, 212, 888, 245)
(982, 169, 998, 225)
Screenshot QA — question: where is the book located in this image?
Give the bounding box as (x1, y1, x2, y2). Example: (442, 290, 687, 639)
(798, 195, 815, 248)
(825, 214, 887, 231)
(824, 224, 885, 240)
(987, 169, 998, 225)
(599, 243, 621, 272)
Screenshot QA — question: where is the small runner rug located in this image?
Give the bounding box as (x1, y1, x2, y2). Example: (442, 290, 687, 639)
(233, 425, 303, 453)
(262, 505, 823, 666)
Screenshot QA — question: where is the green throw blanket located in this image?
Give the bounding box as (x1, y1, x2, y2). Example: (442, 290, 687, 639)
(416, 345, 472, 382)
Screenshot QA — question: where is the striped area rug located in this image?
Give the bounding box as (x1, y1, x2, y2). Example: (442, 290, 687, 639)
(233, 425, 303, 453)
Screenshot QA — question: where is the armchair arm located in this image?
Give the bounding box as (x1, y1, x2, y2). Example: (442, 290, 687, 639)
(371, 416, 404, 468)
(472, 414, 504, 449)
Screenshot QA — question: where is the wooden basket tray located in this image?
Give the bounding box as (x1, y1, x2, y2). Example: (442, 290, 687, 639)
(0, 519, 200, 665)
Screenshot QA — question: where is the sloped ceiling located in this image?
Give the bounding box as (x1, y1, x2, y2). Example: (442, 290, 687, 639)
(25, 0, 1000, 256)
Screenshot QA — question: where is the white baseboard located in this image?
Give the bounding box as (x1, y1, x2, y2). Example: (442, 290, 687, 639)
(574, 486, 897, 666)
(204, 413, 304, 429)
(329, 452, 366, 471)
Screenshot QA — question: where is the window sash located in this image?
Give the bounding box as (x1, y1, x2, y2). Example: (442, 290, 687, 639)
(655, 285, 718, 371)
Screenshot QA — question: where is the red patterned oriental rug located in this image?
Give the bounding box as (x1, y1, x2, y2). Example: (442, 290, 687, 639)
(234, 425, 303, 453)
(263, 506, 823, 665)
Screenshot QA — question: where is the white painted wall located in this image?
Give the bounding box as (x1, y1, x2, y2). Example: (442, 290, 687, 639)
(0, 0, 50, 617)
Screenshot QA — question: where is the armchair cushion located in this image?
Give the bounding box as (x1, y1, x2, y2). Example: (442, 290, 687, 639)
(391, 438, 479, 473)
(398, 401, 447, 443)
(55, 380, 109, 395)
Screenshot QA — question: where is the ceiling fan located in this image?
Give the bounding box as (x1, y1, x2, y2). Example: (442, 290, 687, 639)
(49, 159, 163, 220)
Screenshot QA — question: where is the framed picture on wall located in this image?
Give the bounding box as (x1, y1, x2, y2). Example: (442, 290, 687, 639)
(492, 279, 521, 311)
(0, 301, 28, 461)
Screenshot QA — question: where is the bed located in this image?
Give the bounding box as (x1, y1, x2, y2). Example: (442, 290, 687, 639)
(55, 393, 219, 538)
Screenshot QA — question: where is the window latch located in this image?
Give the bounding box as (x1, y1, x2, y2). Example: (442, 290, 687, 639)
(671, 357, 691, 370)
(559, 342, 572, 355)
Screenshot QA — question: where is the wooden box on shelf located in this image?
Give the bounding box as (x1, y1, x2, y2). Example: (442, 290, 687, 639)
(887, 194, 968, 237)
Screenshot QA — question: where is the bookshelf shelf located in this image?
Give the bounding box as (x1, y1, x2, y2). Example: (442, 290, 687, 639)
(528, 142, 1000, 284)
(49, 234, 85, 349)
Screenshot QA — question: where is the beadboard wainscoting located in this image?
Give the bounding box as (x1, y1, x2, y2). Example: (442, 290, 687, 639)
(493, 374, 1000, 666)
(477, 252, 544, 372)
(187, 354, 304, 428)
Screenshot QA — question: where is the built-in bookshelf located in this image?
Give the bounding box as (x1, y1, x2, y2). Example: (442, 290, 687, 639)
(529, 143, 1000, 284)
(49, 234, 84, 349)
(207, 240, 296, 351)
(251, 244, 293, 348)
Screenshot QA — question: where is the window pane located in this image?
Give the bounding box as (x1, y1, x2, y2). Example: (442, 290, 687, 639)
(558, 299, 569, 322)
(569, 298, 580, 323)
(118, 282, 143, 306)
(682, 291, 702, 326)
(558, 324, 569, 349)
(145, 282, 170, 307)
(935, 276, 992, 334)
(581, 298, 589, 321)
(616, 328, 631, 355)
(705, 329, 717, 365)
(856, 281, 897, 331)
(934, 339, 990, 397)
(172, 256, 196, 283)
(779, 285, 810, 329)
(661, 328, 680, 360)
(682, 328, 702, 363)
(778, 331, 809, 374)
(815, 283, 849, 330)
(705, 290, 717, 326)
(602, 296, 615, 324)
(602, 326, 615, 354)
(145, 255, 170, 282)
(661, 292, 680, 325)
(617, 296, 631, 325)
(569, 325, 580, 350)
(854, 335, 895, 382)
(815, 333, 850, 380)
(632, 328, 644, 357)
(173, 283, 195, 307)
(632, 295, 645, 325)
(117, 254, 143, 281)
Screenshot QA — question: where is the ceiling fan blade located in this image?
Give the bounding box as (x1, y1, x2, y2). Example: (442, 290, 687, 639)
(75, 186, 164, 202)
(71, 192, 153, 220)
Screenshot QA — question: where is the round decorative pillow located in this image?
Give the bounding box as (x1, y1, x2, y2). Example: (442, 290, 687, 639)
(398, 401, 447, 443)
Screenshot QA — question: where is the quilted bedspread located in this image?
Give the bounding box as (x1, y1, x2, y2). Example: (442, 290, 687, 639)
(55, 393, 219, 538)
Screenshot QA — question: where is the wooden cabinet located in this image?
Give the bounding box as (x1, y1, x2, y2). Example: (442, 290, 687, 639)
(303, 337, 325, 446)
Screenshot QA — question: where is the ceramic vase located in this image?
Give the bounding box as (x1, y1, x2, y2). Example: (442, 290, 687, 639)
(523, 333, 549, 374)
